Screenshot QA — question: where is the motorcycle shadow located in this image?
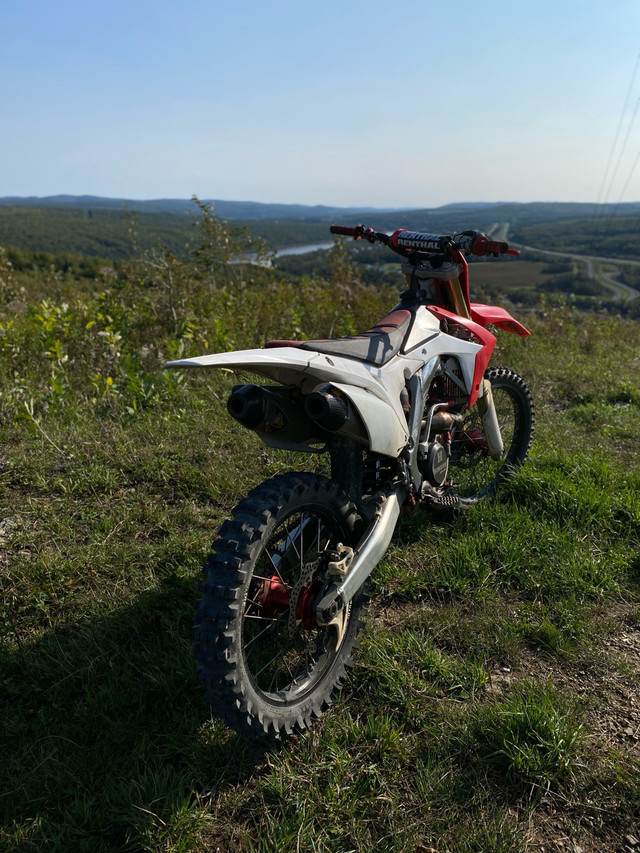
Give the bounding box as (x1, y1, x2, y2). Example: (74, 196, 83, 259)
(1, 572, 271, 845)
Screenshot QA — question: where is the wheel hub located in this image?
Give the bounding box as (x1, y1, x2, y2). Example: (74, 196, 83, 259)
(465, 427, 489, 455)
(255, 574, 290, 616)
(255, 573, 319, 631)
(295, 581, 321, 630)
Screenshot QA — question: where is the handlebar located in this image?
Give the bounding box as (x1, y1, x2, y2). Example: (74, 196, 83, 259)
(329, 224, 518, 258)
(328, 225, 364, 238)
(329, 224, 390, 244)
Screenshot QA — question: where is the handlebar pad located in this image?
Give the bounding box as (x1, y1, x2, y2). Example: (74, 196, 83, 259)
(330, 225, 513, 256)
(393, 229, 510, 256)
(390, 229, 454, 253)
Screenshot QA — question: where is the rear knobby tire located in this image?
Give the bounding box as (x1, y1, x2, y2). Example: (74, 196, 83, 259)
(193, 472, 367, 739)
(451, 366, 534, 504)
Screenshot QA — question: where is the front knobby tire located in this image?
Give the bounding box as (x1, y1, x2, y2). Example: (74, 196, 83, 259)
(193, 472, 368, 739)
(450, 366, 534, 504)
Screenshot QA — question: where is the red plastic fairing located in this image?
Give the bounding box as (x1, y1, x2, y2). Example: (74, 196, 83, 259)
(469, 304, 530, 337)
(426, 305, 496, 407)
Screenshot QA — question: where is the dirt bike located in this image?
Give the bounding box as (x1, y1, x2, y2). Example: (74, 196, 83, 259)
(165, 223, 534, 739)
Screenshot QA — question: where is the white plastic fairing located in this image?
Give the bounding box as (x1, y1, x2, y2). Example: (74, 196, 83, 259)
(401, 308, 441, 352)
(328, 382, 408, 456)
(164, 327, 483, 457)
(165, 347, 321, 387)
(166, 346, 414, 458)
(402, 329, 481, 397)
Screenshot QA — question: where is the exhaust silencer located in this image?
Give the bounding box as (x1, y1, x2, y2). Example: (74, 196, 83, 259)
(304, 389, 367, 442)
(227, 384, 280, 430)
(227, 383, 319, 444)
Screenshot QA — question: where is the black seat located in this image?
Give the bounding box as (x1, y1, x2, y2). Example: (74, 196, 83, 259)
(265, 309, 413, 368)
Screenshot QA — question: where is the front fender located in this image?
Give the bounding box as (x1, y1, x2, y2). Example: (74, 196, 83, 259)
(469, 304, 530, 337)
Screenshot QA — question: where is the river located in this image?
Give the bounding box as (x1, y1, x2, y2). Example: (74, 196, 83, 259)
(273, 242, 334, 257)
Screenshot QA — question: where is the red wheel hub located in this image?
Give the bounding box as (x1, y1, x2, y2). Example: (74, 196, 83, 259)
(465, 428, 489, 454)
(295, 582, 321, 631)
(255, 575, 320, 630)
(256, 574, 290, 616)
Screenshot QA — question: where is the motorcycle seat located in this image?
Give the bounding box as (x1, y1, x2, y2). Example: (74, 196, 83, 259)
(264, 309, 412, 367)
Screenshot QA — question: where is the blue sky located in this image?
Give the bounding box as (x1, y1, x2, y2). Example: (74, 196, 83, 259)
(3, 0, 640, 207)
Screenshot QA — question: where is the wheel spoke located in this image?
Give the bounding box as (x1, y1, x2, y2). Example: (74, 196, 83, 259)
(293, 513, 304, 565)
(244, 614, 280, 622)
(244, 620, 282, 650)
(254, 634, 295, 681)
(263, 548, 287, 586)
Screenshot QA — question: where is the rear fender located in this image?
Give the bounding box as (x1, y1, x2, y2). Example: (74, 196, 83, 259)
(165, 347, 411, 456)
(165, 346, 320, 387)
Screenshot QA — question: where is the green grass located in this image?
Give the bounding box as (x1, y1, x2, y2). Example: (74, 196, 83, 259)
(1, 239, 640, 851)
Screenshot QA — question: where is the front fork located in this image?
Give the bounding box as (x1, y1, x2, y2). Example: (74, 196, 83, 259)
(476, 378, 504, 460)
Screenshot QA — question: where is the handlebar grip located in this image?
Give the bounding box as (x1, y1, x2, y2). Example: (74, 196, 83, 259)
(469, 236, 509, 257)
(329, 225, 361, 237)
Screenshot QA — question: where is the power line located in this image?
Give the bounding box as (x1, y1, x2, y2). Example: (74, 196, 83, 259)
(595, 52, 640, 221)
(605, 144, 640, 227)
(601, 95, 640, 221)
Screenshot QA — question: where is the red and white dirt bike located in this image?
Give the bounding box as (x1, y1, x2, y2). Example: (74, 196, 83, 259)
(166, 224, 534, 739)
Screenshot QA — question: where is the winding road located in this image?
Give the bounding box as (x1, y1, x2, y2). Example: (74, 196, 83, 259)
(489, 223, 640, 303)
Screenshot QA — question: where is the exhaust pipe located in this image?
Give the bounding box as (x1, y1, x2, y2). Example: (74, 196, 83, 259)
(227, 384, 280, 430)
(304, 389, 367, 442)
(227, 384, 320, 444)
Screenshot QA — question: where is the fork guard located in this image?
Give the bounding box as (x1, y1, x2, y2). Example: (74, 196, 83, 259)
(476, 378, 504, 460)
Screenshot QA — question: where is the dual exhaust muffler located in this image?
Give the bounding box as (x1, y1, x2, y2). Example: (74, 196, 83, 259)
(227, 384, 367, 443)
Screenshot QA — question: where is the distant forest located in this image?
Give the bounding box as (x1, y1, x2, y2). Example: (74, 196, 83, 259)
(1, 197, 639, 316)
(1, 198, 639, 265)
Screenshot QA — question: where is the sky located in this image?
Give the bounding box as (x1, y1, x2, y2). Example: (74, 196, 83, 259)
(2, 0, 640, 208)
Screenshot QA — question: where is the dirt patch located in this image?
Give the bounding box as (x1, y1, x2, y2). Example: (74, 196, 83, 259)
(484, 609, 640, 755)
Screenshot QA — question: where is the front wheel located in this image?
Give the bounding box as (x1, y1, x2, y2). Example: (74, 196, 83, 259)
(449, 366, 534, 504)
(193, 472, 367, 739)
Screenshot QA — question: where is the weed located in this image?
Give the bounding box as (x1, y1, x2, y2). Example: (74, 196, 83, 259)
(1, 226, 640, 850)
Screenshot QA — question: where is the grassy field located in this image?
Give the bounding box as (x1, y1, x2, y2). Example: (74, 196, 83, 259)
(1, 229, 640, 852)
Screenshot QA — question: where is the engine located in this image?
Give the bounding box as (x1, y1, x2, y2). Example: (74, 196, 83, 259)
(418, 409, 464, 487)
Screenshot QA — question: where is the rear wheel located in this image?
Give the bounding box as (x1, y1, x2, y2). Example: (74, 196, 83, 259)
(449, 367, 534, 504)
(193, 472, 367, 739)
